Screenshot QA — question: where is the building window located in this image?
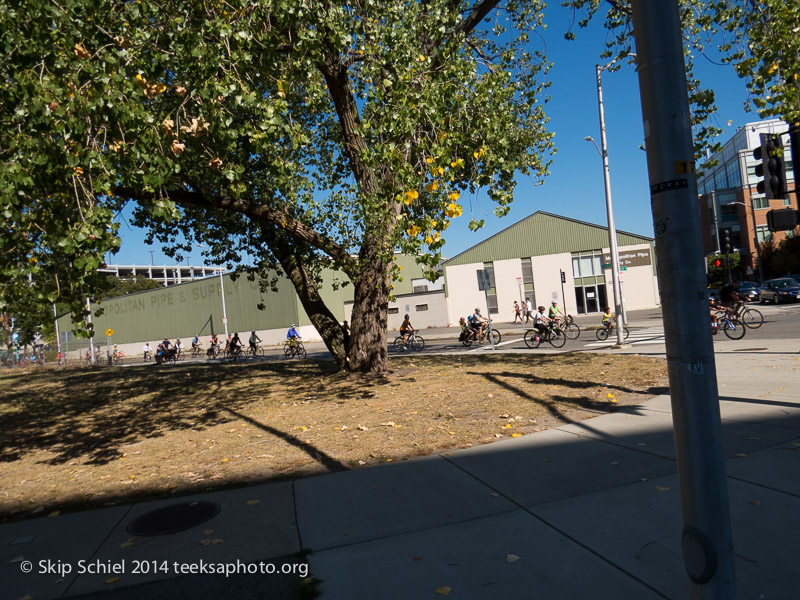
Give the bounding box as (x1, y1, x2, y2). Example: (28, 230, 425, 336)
(388, 307, 399, 314)
(725, 159, 741, 188)
(756, 225, 772, 243)
(483, 262, 498, 314)
(415, 304, 428, 312)
(783, 197, 792, 206)
(752, 195, 768, 209)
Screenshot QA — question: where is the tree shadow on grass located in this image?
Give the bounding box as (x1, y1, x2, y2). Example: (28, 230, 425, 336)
(0, 359, 381, 467)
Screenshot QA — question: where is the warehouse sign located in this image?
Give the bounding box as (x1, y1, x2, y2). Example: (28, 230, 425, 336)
(602, 249, 652, 268)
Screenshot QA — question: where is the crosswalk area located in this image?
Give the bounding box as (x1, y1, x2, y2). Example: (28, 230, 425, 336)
(583, 326, 666, 348)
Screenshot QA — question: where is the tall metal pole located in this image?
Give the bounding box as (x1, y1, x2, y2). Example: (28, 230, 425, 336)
(86, 297, 95, 364)
(631, 2, 736, 597)
(219, 268, 229, 339)
(594, 61, 627, 345)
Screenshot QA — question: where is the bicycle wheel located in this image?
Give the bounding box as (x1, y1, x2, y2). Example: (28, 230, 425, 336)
(548, 328, 567, 348)
(523, 330, 542, 348)
(595, 328, 609, 341)
(284, 345, 293, 358)
(393, 337, 405, 352)
(740, 307, 764, 329)
(486, 329, 502, 345)
(563, 322, 581, 340)
(297, 345, 307, 359)
(622, 327, 630, 340)
(723, 318, 746, 340)
(410, 336, 425, 351)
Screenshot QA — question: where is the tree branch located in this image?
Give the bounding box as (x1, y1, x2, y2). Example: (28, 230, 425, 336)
(115, 185, 357, 272)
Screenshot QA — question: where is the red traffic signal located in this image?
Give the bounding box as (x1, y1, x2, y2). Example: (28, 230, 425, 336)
(714, 259, 721, 267)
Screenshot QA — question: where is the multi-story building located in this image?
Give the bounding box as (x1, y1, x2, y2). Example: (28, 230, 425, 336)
(697, 119, 798, 280)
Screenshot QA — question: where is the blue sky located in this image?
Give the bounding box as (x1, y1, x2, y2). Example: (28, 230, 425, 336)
(112, 4, 754, 267)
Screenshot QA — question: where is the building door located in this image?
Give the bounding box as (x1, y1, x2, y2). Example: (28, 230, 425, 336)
(575, 285, 607, 314)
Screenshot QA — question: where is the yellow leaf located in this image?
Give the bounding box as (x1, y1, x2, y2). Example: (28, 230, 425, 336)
(735, 453, 747, 458)
(105, 577, 120, 584)
(511, 433, 522, 438)
(748, 500, 761, 506)
(505, 424, 512, 429)
(426, 157, 433, 164)
(435, 587, 452, 596)
(247, 500, 260, 505)
(48, 511, 61, 517)
(448, 191, 460, 201)
(120, 540, 135, 549)
(220, 458, 229, 463)
(607, 393, 615, 398)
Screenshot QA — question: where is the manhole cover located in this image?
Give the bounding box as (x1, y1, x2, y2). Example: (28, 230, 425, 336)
(127, 501, 220, 536)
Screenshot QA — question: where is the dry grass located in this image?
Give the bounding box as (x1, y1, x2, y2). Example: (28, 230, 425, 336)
(0, 353, 667, 522)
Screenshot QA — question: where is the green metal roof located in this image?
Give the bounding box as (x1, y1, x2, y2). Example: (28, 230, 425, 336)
(443, 211, 653, 267)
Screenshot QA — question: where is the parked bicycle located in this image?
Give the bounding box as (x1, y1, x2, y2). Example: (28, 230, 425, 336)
(284, 340, 307, 359)
(393, 331, 425, 352)
(524, 323, 566, 348)
(595, 323, 630, 341)
(712, 309, 745, 340)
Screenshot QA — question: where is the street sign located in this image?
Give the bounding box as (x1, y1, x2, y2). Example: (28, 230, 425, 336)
(11, 332, 19, 341)
(222, 318, 228, 325)
(602, 263, 612, 269)
(477, 269, 491, 291)
(620, 267, 627, 271)
(105, 328, 114, 336)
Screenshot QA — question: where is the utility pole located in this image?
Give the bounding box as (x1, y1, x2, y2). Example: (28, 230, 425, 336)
(631, 2, 736, 598)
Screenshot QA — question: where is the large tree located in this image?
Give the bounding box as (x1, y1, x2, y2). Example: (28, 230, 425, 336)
(0, 0, 554, 373)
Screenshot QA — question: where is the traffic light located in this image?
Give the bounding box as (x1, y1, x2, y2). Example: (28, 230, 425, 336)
(766, 207, 800, 231)
(714, 258, 721, 268)
(753, 133, 788, 200)
(718, 227, 732, 253)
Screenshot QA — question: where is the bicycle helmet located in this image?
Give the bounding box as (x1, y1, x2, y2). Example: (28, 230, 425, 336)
(404, 314, 409, 319)
(291, 324, 296, 328)
(538, 306, 545, 311)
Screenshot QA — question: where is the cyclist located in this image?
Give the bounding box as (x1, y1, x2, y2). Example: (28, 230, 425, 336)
(287, 324, 302, 356)
(174, 338, 184, 359)
(469, 308, 488, 342)
(142, 342, 152, 361)
(249, 330, 262, 353)
(459, 317, 477, 343)
(709, 294, 722, 329)
(224, 334, 233, 352)
(229, 332, 244, 356)
(720, 280, 745, 312)
(548, 301, 565, 326)
(533, 305, 550, 341)
(399, 314, 415, 350)
(601, 307, 614, 331)
(112, 344, 121, 362)
(191, 335, 201, 351)
(207, 334, 220, 358)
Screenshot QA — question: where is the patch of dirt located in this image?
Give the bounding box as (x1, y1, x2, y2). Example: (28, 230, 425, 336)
(0, 353, 667, 521)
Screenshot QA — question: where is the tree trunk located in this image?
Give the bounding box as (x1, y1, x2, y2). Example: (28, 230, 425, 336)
(348, 245, 391, 374)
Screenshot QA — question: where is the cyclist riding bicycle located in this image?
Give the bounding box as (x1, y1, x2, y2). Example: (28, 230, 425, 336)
(207, 334, 220, 358)
(533, 305, 550, 341)
(399, 314, 415, 350)
(229, 332, 243, 355)
(459, 317, 477, 343)
(287, 324, 302, 356)
(174, 338, 184, 358)
(191, 335, 201, 350)
(720, 280, 745, 310)
(142, 342, 152, 360)
(548, 301, 565, 326)
(601, 307, 614, 330)
(249, 330, 262, 353)
(469, 308, 488, 342)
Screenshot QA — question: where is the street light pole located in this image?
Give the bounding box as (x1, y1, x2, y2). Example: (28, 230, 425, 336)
(585, 56, 631, 346)
(194, 243, 229, 338)
(731, 200, 764, 282)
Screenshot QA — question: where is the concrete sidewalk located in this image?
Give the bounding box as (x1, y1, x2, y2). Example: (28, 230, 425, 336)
(2, 339, 798, 599)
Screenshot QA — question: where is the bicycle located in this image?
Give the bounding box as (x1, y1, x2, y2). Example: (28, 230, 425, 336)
(560, 315, 581, 340)
(228, 345, 244, 361)
(190, 345, 203, 358)
(732, 303, 764, 329)
(111, 353, 124, 366)
(206, 344, 221, 359)
(284, 340, 307, 359)
(524, 323, 566, 348)
(248, 344, 265, 357)
(596, 323, 630, 341)
(712, 309, 745, 340)
(393, 331, 425, 352)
